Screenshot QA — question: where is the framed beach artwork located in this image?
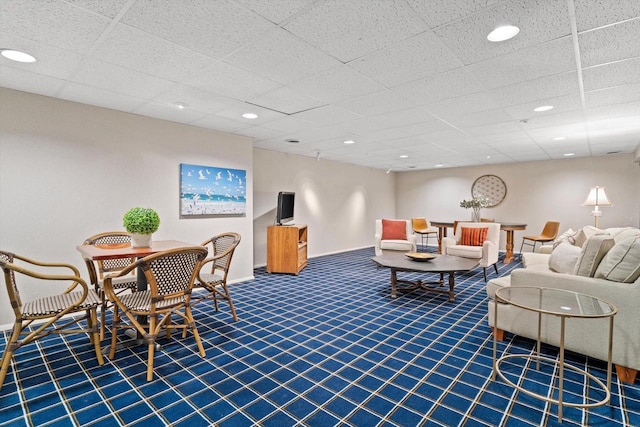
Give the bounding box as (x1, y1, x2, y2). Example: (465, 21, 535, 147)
(180, 163, 246, 217)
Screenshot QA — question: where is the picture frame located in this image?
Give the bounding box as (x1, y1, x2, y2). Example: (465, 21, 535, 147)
(180, 163, 246, 217)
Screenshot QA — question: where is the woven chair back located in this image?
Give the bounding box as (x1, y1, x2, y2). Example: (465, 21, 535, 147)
(202, 232, 241, 275)
(141, 247, 207, 299)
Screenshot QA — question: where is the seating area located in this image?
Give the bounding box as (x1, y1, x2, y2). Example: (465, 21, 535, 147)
(487, 226, 640, 384)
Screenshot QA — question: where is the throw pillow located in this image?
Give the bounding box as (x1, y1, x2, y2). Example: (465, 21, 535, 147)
(573, 235, 615, 277)
(548, 241, 582, 274)
(553, 228, 576, 249)
(595, 235, 640, 283)
(381, 219, 407, 240)
(460, 227, 488, 246)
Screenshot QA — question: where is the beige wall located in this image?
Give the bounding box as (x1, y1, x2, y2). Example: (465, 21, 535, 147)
(396, 154, 640, 249)
(0, 88, 254, 327)
(253, 148, 396, 266)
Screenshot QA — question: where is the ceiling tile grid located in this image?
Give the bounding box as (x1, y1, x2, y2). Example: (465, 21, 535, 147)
(0, 0, 638, 171)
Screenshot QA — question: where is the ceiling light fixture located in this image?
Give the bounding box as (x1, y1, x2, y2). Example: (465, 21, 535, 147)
(173, 102, 186, 110)
(242, 113, 258, 119)
(487, 25, 520, 42)
(0, 48, 37, 63)
(386, 167, 392, 174)
(399, 155, 408, 159)
(435, 164, 444, 168)
(553, 136, 566, 141)
(343, 140, 355, 144)
(563, 153, 575, 157)
(285, 139, 300, 144)
(534, 105, 554, 112)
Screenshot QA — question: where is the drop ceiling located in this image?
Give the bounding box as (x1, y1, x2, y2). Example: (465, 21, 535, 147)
(1, 0, 639, 171)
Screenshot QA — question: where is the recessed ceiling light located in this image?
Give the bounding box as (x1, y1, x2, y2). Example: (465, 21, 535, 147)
(435, 164, 444, 168)
(534, 105, 554, 112)
(343, 140, 355, 144)
(487, 25, 520, 42)
(242, 113, 258, 119)
(285, 139, 300, 144)
(0, 48, 37, 63)
(173, 102, 186, 110)
(553, 136, 566, 141)
(563, 153, 575, 157)
(399, 155, 408, 158)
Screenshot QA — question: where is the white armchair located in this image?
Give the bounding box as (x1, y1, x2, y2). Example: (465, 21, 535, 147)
(375, 219, 417, 256)
(441, 222, 501, 281)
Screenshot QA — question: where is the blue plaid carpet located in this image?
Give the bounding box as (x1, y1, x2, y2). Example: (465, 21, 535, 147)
(1, 247, 638, 426)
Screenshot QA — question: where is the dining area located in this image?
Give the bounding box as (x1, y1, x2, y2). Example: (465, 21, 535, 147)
(0, 229, 242, 388)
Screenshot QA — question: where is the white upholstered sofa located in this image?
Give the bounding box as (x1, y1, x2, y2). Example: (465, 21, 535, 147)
(487, 226, 640, 383)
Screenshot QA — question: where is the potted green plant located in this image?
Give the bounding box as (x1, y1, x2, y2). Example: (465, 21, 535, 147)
(123, 207, 160, 247)
(460, 197, 489, 222)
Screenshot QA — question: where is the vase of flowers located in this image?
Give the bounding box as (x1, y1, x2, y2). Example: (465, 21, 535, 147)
(123, 207, 160, 248)
(460, 197, 489, 222)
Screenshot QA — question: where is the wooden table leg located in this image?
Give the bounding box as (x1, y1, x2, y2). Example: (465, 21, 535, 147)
(504, 230, 515, 264)
(447, 272, 455, 302)
(437, 226, 447, 254)
(391, 268, 397, 298)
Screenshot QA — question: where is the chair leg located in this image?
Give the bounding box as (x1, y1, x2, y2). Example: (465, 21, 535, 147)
(0, 322, 22, 391)
(483, 267, 487, 282)
(147, 316, 157, 382)
(100, 293, 107, 342)
(519, 239, 526, 258)
(493, 263, 499, 275)
(220, 284, 239, 322)
(109, 306, 120, 360)
(88, 308, 104, 366)
(186, 306, 206, 357)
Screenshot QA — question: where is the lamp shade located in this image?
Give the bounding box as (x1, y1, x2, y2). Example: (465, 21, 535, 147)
(583, 186, 612, 206)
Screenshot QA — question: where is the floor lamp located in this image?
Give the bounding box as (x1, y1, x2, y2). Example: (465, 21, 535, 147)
(583, 186, 612, 228)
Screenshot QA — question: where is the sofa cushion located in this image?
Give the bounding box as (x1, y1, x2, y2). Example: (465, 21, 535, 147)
(595, 235, 640, 283)
(548, 241, 582, 274)
(446, 245, 482, 258)
(573, 235, 615, 277)
(522, 252, 550, 268)
(381, 219, 407, 240)
(460, 227, 488, 246)
(612, 227, 640, 243)
(486, 275, 511, 300)
(380, 240, 414, 252)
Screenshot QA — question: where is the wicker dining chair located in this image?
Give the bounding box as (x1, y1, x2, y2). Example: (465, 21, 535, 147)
(103, 246, 208, 381)
(0, 250, 104, 390)
(194, 232, 241, 322)
(82, 232, 138, 340)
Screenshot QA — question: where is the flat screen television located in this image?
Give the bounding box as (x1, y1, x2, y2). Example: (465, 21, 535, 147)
(276, 191, 295, 225)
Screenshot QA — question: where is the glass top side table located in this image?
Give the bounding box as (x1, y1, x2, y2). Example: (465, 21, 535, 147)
(492, 286, 617, 422)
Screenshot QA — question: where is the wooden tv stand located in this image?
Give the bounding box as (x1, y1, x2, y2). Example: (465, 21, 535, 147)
(267, 224, 307, 274)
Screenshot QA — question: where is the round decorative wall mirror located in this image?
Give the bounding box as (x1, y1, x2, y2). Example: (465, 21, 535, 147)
(471, 175, 507, 207)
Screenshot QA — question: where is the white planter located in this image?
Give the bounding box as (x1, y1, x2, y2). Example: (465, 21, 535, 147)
(131, 233, 152, 248)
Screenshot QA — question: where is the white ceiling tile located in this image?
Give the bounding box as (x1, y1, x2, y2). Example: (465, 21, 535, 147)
(582, 57, 640, 91)
(518, 110, 586, 130)
(259, 115, 317, 134)
(224, 28, 342, 85)
(395, 118, 454, 137)
(57, 82, 146, 113)
(585, 102, 640, 121)
(0, 0, 110, 54)
(0, 66, 65, 97)
(370, 106, 443, 130)
(283, 0, 428, 62)
(585, 83, 640, 108)
(574, 0, 640, 32)
(392, 67, 486, 107)
(490, 72, 580, 107)
(132, 101, 208, 125)
(405, 0, 502, 28)
(234, 125, 287, 142)
(292, 104, 363, 126)
(0, 32, 85, 79)
(71, 58, 176, 99)
(190, 114, 252, 133)
(248, 86, 325, 115)
(290, 65, 385, 103)
(467, 36, 576, 89)
(504, 94, 583, 120)
(348, 30, 463, 87)
(122, 0, 276, 59)
(434, 0, 571, 65)
(426, 92, 500, 117)
(579, 18, 640, 67)
(337, 89, 417, 117)
(150, 84, 239, 115)
(212, 100, 286, 124)
(233, 0, 316, 24)
(65, 0, 131, 19)
(185, 61, 281, 100)
(465, 121, 524, 137)
(91, 24, 215, 82)
(443, 108, 514, 128)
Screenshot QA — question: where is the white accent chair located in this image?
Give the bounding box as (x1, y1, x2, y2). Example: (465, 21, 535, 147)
(441, 222, 501, 281)
(374, 219, 417, 256)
